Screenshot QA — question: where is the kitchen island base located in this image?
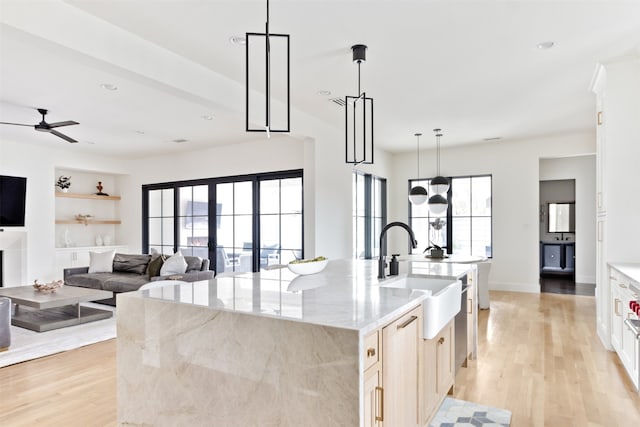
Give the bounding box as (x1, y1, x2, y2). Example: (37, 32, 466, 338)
(117, 295, 359, 427)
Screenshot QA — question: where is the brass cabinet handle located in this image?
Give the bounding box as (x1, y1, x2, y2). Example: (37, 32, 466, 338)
(597, 111, 603, 125)
(375, 386, 384, 422)
(468, 299, 473, 314)
(397, 315, 418, 329)
(438, 337, 445, 345)
(614, 298, 621, 316)
(367, 348, 376, 358)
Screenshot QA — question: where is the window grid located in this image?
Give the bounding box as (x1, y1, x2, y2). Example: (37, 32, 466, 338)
(142, 170, 303, 273)
(409, 175, 492, 258)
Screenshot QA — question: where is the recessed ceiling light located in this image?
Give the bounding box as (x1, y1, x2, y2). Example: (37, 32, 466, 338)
(229, 35, 246, 45)
(317, 90, 331, 96)
(172, 138, 189, 144)
(201, 115, 214, 121)
(537, 41, 555, 50)
(135, 130, 145, 134)
(100, 83, 118, 91)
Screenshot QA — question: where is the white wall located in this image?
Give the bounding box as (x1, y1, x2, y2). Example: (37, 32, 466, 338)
(0, 139, 131, 285)
(539, 155, 596, 283)
(390, 132, 595, 293)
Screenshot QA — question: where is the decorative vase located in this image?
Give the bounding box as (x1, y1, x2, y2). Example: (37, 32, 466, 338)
(60, 188, 69, 193)
(95, 234, 103, 246)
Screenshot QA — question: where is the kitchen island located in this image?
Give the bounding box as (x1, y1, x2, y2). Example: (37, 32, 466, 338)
(117, 258, 473, 426)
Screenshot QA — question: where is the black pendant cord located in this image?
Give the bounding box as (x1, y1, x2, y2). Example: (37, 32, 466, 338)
(265, 0, 271, 134)
(416, 134, 420, 179)
(358, 61, 361, 96)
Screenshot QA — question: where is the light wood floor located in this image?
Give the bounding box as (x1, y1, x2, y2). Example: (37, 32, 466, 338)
(455, 291, 640, 427)
(0, 291, 638, 426)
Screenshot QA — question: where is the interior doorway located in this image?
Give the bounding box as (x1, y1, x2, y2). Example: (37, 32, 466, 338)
(539, 179, 578, 294)
(538, 156, 597, 296)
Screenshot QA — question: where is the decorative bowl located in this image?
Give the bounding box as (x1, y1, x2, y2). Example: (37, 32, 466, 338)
(287, 258, 328, 275)
(33, 279, 64, 293)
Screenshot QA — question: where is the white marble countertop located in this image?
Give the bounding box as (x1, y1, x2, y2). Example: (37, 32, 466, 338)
(132, 258, 472, 335)
(609, 262, 640, 285)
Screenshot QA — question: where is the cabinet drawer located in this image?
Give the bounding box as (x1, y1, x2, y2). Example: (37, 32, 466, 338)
(363, 330, 379, 371)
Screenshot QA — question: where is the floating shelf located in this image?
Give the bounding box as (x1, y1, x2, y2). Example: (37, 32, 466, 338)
(55, 192, 121, 201)
(55, 219, 122, 225)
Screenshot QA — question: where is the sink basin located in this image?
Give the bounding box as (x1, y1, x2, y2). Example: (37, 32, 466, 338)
(379, 275, 461, 339)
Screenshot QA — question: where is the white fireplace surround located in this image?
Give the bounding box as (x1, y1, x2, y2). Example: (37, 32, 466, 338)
(0, 230, 27, 287)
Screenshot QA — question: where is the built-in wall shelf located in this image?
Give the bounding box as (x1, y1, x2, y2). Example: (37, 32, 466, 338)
(55, 192, 121, 201)
(55, 219, 122, 225)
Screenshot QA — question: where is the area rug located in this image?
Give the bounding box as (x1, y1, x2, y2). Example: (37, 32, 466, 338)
(429, 397, 512, 427)
(0, 302, 116, 368)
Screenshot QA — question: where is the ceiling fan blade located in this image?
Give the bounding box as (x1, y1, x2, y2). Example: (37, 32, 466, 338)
(50, 129, 78, 143)
(48, 120, 79, 128)
(0, 122, 33, 127)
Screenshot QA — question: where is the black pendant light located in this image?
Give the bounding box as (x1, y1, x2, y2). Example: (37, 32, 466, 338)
(246, 0, 290, 136)
(428, 129, 449, 215)
(345, 44, 374, 165)
(409, 133, 428, 205)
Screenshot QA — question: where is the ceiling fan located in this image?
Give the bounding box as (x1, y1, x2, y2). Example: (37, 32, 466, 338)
(0, 108, 79, 143)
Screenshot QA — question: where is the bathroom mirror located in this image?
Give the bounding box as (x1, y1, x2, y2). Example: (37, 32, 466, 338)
(548, 202, 575, 233)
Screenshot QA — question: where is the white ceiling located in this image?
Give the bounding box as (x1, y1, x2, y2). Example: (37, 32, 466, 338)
(1, 0, 639, 158)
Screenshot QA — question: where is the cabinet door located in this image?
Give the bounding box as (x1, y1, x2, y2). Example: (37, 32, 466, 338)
(437, 320, 455, 395)
(421, 337, 438, 425)
(466, 281, 474, 362)
(74, 250, 91, 267)
(564, 244, 575, 270)
(620, 285, 638, 385)
(364, 367, 383, 427)
(542, 244, 562, 269)
(611, 284, 623, 352)
(421, 319, 454, 426)
(55, 251, 75, 277)
(382, 306, 422, 427)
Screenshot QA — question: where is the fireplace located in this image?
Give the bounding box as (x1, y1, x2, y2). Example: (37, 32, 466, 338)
(0, 230, 27, 287)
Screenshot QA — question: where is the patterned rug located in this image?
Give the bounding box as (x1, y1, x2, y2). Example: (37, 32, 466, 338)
(429, 397, 512, 427)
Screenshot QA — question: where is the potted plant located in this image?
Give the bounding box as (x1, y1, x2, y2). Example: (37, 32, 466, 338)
(56, 175, 71, 192)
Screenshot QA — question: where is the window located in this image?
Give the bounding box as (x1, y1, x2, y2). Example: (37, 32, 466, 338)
(142, 170, 303, 274)
(147, 188, 174, 256)
(409, 175, 492, 257)
(353, 172, 386, 259)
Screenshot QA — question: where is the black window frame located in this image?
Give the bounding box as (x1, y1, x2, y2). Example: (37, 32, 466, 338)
(142, 169, 303, 273)
(353, 171, 387, 259)
(408, 174, 492, 258)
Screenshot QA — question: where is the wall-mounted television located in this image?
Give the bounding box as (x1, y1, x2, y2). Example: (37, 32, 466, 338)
(0, 175, 27, 227)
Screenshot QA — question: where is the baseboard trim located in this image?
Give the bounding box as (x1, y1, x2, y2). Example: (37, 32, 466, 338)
(576, 275, 596, 285)
(489, 281, 540, 293)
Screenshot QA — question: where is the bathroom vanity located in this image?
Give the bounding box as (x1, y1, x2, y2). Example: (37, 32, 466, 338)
(117, 259, 475, 426)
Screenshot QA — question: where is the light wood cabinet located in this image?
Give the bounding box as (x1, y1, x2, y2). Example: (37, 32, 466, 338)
(363, 364, 383, 427)
(421, 319, 454, 424)
(382, 305, 422, 427)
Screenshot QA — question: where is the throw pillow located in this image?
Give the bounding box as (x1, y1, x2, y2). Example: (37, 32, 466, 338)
(160, 252, 187, 276)
(185, 256, 203, 272)
(147, 255, 165, 278)
(113, 253, 152, 274)
(88, 250, 116, 273)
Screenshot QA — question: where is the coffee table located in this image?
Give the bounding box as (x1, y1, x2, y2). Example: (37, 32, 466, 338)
(0, 285, 113, 332)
